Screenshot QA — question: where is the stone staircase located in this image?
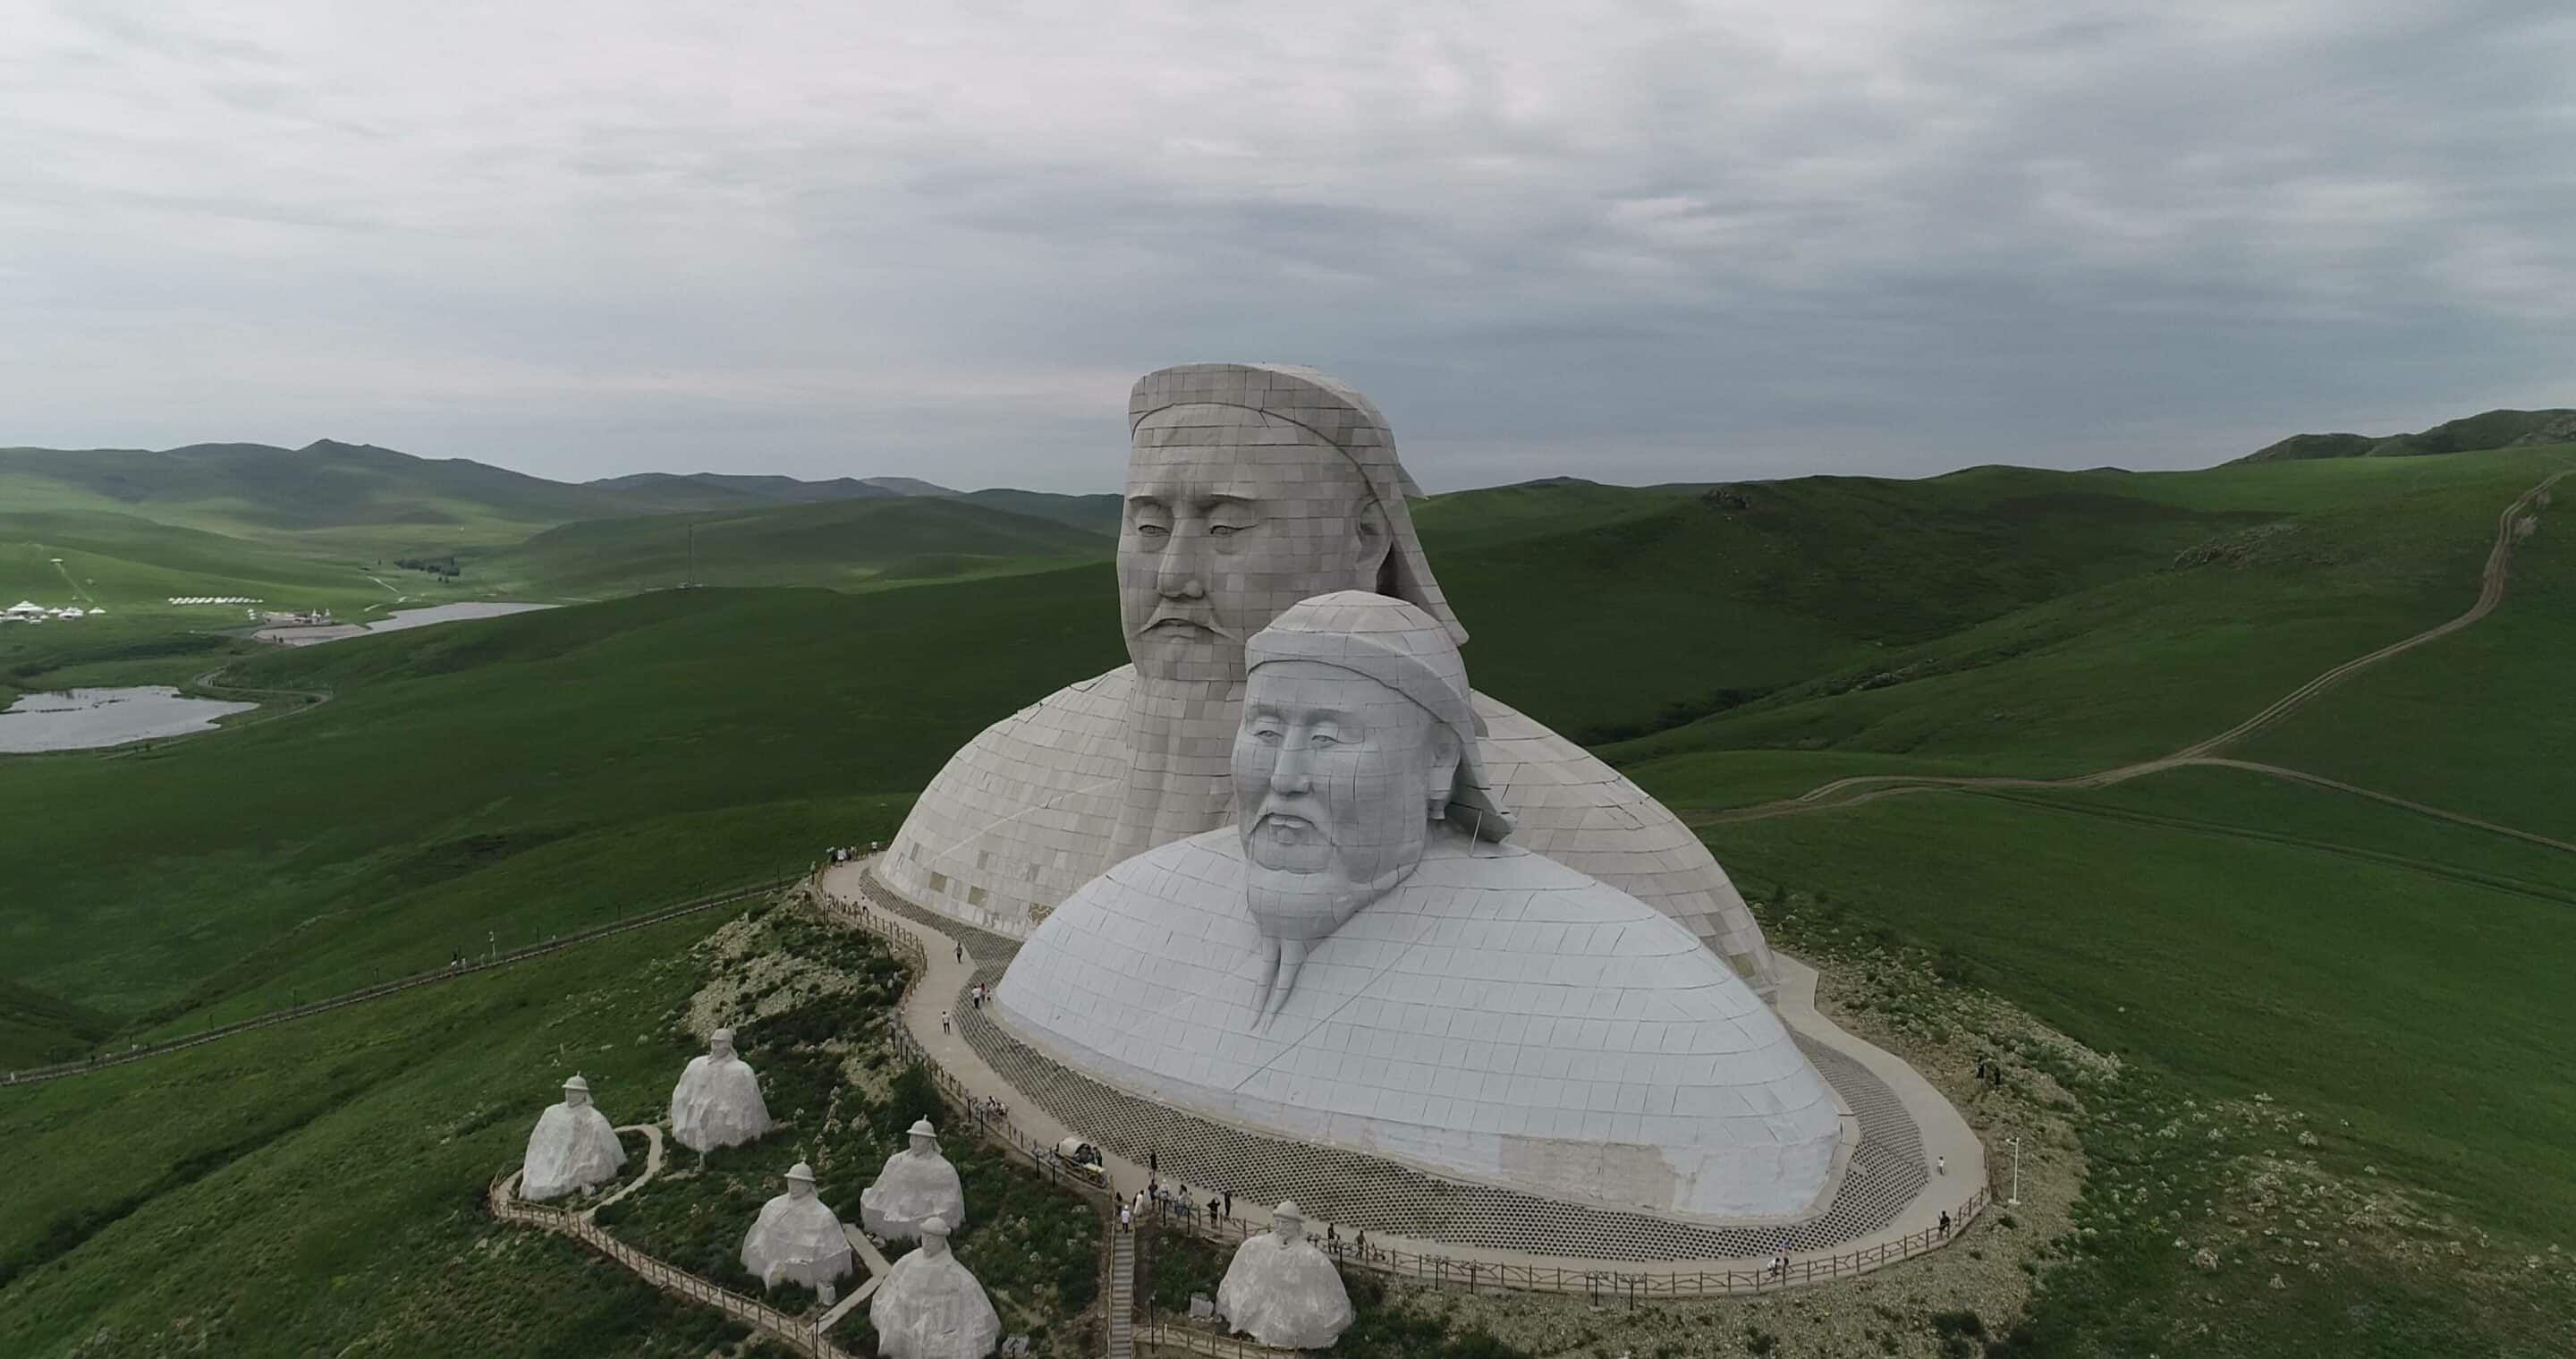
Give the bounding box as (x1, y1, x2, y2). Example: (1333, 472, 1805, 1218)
(1105, 1226, 1136, 1359)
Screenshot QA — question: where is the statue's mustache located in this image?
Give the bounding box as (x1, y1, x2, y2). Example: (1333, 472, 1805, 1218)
(1136, 606, 1241, 641)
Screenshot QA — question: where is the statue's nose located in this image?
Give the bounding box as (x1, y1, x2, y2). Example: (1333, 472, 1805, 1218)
(1270, 744, 1315, 793)
(1157, 531, 1207, 599)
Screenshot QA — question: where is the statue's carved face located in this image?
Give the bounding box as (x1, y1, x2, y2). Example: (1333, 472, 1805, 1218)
(564, 1086, 589, 1108)
(1274, 1211, 1306, 1244)
(909, 1132, 936, 1157)
(710, 1034, 734, 1061)
(922, 1230, 951, 1259)
(1234, 661, 1455, 888)
(1120, 408, 1388, 684)
(788, 1176, 815, 1202)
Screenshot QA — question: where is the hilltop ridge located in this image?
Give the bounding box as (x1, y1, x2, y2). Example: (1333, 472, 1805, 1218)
(2235, 407, 2576, 463)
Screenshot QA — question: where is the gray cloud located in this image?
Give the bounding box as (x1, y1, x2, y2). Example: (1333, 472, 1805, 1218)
(3, 0, 2569, 492)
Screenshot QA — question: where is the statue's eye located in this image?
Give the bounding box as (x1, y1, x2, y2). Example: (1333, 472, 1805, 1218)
(1250, 724, 1284, 745)
(1308, 732, 1339, 749)
(1134, 522, 1169, 539)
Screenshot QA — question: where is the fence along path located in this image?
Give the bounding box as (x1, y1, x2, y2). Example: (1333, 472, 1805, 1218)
(489, 1170, 859, 1359)
(4, 876, 798, 1087)
(821, 876, 1993, 1301)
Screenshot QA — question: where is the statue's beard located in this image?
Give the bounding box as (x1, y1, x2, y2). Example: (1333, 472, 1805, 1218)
(1105, 669, 1243, 871)
(1241, 835, 1420, 1026)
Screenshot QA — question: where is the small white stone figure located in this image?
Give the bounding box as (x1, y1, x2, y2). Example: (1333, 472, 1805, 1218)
(869, 1216, 1001, 1359)
(520, 1074, 629, 1202)
(741, 1161, 855, 1299)
(670, 1027, 774, 1153)
(860, 1117, 968, 1241)
(1216, 1202, 1352, 1350)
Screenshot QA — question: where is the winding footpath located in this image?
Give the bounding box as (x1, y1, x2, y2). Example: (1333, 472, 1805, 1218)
(1691, 469, 2573, 841)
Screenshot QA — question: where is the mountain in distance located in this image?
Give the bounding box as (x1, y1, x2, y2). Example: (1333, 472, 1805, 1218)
(2235, 408, 2576, 463)
(585, 471, 1121, 532)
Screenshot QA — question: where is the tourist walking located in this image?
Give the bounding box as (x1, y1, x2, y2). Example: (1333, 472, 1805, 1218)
(955, 940, 964, 964)
(1939, 1210, 1952, 1237)
(940, 1009, 952, 1034)
(1119, 1204, 1131, 1232)
(1936, 1154, 1946, 1176)
(1223, 1190, 1233, 1219)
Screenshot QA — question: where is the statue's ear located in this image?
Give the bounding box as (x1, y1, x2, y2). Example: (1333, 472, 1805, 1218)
(1355, 497, 1394, 587)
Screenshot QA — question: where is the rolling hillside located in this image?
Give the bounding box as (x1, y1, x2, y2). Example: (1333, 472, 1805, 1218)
(5, 422, 2575, 1357)
(2236, 407, 2576, 463)
(473, 496, 1112, 595)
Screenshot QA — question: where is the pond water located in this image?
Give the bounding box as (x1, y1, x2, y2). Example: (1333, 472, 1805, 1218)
(257, 601, 556, 647)
(0, 686, 260, 752)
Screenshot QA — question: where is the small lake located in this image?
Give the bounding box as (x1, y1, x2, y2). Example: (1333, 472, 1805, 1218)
(0, 687, 259, 753)
(257, 601, 556, 647)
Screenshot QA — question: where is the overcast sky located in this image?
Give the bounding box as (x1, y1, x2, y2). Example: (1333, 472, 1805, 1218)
(4, 1, 2570, 493)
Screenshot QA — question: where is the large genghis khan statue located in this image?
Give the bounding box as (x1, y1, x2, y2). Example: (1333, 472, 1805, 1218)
(877, 363, 1776, 991)
(996, 593, 1841, 1219)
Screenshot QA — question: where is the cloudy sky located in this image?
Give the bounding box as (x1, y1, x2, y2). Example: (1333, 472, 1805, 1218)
(4, 1, 2570, 493)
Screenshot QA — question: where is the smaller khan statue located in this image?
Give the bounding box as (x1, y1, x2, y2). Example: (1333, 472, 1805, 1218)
(670, 1027, 774, 1153)
(1216, 1202, 1353, 1350)
(740, 1161, 856, 1302)
(520, 1074, 628, 1202)
(869, 1216, 1001, 1359)
(860, 1117, 968, 1241)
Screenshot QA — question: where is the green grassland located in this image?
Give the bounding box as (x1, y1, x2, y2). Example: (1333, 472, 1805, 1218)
(0, 913, 772, 1357)
(6, 432, 2575, 1355)
(470, 496, 1111, 596)
(1605, 448, 2574, 790)
(2237, 492, 2576, 840)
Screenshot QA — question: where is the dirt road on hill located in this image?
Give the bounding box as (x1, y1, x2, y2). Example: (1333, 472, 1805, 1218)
(1689, 468, 2573, 844)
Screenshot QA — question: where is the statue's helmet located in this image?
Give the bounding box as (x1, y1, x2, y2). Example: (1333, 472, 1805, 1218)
(710, 1027, 735, 1048)
(785, 1161, 817, 1185)
(919, 1215, 952, 1239)
(562, 1074, 589, 1094)
(1245, 590, 1513, 839)
(908, 1118, 937, 1140)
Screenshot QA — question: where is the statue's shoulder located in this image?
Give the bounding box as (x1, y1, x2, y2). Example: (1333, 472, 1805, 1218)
(1072, 828, 1243, 911)
(1415, 843, 1704, 949)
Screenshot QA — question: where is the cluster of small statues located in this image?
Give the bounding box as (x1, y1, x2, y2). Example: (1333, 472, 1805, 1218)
(514, 1063, 998, 1355)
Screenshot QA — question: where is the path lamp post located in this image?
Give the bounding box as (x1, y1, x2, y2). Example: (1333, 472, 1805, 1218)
(2006, 1135, 2022, 1206)
(487, 930, 496, 964)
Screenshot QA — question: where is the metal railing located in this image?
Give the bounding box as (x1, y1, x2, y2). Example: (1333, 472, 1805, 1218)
(816, 875, 1996, 1302)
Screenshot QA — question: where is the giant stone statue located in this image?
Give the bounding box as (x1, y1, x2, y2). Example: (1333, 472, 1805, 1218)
(869, 1216, 1002, 1359)
(1216, 1202, 1352, 1350)
(740, 1161, 856, 1301)
(860, 1117, 969, 1241)
(995, 593, 1841, 1219)
(878, 363, 1776, 991)
(520, 1074, 628, 1202)
(670, 1027, 774, 1153)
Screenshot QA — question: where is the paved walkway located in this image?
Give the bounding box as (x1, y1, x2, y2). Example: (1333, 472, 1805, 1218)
(820, 861, 1985, 1282)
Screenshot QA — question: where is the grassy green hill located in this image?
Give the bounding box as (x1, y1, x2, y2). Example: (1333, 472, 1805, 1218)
(473, 497, 1112, 596)
(2236, 408, 2576, 463)
(6, 431, 2575, 1356)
